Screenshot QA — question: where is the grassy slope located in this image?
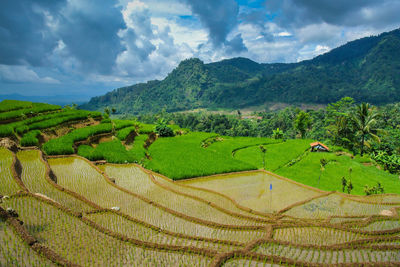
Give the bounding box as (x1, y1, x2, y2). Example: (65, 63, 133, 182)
(234, 139, 313, 170)
(144, 132, 256, 180)
(276, 152, 400, 195)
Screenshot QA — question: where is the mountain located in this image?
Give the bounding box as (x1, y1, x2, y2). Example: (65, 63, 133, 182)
(0, 93, 89, 106)
(81, 28, 400, 114)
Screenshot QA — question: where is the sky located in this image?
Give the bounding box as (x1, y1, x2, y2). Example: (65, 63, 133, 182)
(1, 0, 400, 99)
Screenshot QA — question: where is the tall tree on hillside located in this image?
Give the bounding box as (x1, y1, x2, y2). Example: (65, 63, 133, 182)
(352, 103, 380, 156)
(294, 111, 312, 139)
(326, 97, 355, 148)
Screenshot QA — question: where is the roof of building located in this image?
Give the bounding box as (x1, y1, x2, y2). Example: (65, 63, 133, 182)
(310, 142, 330, 151)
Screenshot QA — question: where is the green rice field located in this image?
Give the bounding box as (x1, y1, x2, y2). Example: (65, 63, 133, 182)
(0, 100, 399, 266)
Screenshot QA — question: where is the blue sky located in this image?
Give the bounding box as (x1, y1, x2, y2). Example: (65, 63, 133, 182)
(1, 0, 400, 99)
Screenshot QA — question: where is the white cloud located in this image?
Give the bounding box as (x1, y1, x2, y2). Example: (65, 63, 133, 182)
(0, 65, 60, 84)
(151, 17, 207, 49)
(276, 31, 292, 37)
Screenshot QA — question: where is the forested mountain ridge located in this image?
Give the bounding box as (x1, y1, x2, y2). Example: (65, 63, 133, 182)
(81, 28, 400, 114)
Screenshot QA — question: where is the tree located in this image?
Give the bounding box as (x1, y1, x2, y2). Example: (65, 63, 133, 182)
(347, 180, 353, 194)
(259, 145, 266, 169)
(318, 158, 328, 187)
(111, 107, 116, 114)
(341, 177, 347, 192)
(155, 118, 174, 137)
(272, 128, 284, 139)
(351, 103, 380, 156)
(326, 97, 355, 148)
(294, 111, 312, 138)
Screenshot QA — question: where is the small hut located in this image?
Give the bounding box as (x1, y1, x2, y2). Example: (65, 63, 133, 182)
(310, 142, 330, 152)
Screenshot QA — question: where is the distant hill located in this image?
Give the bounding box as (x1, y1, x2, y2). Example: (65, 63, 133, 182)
(81, 28, 400, 114)
(0, 93, 89, 106)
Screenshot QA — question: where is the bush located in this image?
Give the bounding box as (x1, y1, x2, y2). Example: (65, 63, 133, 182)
(155, 124, 174, 137)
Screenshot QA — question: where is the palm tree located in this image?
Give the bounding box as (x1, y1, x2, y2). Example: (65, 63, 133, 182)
(351, 103, 380, 156)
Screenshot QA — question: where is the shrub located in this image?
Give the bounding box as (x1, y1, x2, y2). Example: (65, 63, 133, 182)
(155, 124, 174, 137)
(364, 182, 384, 195)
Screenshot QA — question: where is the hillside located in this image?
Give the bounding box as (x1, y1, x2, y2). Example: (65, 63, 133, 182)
(1, 99, 400, 266)
(81, 28, 400, 114)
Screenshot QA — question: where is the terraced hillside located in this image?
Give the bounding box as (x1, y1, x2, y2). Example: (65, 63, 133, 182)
(1, 100, 399, 266)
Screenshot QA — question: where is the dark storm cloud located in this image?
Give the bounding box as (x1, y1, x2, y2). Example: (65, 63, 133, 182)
(0, 0, 66, 66)
(226, 34, 248, 53)
(0, 0, 126, 74)
(183, 0, 242, 47)
(266, 0, 400, 28)
(57, 0, 126, 74)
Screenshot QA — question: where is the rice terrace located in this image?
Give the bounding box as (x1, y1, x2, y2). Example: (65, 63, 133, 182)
(0, 99, 399, 266)
(2, 0, 400, 265)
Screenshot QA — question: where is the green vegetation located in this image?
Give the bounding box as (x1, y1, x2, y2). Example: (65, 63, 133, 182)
(154, 119, 174, 137)
(0, 125, 13, 137)
(275, 152, 400, 195)
(113, 119, 136, 130)
(78, 140, 136, 163)
(20, 130, 41, 146)
(0, 99, 32, 112)
(82, 29, 400, 114)
(78, 135, 148, 163)
(138, 123, 155, 134)
(234, 139, 312, 170)
(43, 123, 112, 155)
(143, 132, 256, 180)
(116, 126, 136, 140)
(0, 102, 61, 122)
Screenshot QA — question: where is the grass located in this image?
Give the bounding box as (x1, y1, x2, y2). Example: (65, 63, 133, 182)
(138, 123, 155, 134)
(276, 151, 400, 195)
(78, 136, 147, 163)
(0, 99, 32, 113)
(113, 119, 136, 130)
(234, 139, 313, 170)
(0, 125, 14, 137)
(0, 102, 61, 122)
(143, 132, 257, 180)
(78, 140, 137, 163)
(20, 130, 41, 146)
(43, 123, 112, 155)
(206, 136, 281, 155)
(116, 126, 136, 140)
